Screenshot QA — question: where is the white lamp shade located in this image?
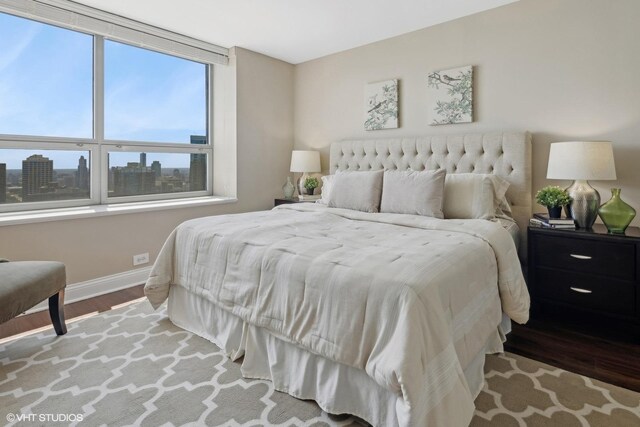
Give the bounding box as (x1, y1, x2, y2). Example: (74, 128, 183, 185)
(546, 141, 616, 181)
(290, 150, 321, 173)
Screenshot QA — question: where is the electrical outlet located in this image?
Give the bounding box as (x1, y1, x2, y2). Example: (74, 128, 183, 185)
(133, 252, 149, 266)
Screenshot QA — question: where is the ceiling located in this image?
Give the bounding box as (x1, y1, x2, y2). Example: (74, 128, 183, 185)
(73, 0, 519, 64)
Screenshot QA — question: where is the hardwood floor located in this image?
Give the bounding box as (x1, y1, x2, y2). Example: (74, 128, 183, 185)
(0, 284, 145, 340)
(505, 319, 640, 392)
(1, 285, 638, 393)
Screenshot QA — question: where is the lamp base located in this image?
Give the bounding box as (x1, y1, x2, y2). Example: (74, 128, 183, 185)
(297, 173, 309, 196)
(566, 180, 600, 229)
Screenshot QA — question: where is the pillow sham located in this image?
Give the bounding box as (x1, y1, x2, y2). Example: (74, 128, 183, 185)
(327, 170, 384, 213)
(380, 169, 446, 218)
(317, 174, 334, 205)
(443, 173, 510, 220)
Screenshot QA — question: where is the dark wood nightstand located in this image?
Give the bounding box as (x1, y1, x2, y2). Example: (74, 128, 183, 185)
(274, 198, 309, 206)
(527, 224, 640, 341)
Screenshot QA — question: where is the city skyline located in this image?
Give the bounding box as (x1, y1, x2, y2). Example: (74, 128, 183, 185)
(0, 136, 208, 204)
(0, 153, 90, 204)
(0, 149, 200, 170)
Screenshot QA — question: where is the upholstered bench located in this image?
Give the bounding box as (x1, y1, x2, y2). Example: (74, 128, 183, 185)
(0, 261, 67, 335)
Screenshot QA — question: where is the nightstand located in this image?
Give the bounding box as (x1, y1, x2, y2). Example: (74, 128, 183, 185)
(527, 224, 640, 341)
(274, 198, 308, 206)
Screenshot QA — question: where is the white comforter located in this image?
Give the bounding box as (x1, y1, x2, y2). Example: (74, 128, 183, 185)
(145, 204, 529, 426)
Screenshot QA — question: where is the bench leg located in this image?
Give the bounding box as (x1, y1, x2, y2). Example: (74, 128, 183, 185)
(48, 290, 67, 336)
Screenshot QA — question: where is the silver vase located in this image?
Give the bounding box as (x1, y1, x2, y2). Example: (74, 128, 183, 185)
(566, 180, 600, 229)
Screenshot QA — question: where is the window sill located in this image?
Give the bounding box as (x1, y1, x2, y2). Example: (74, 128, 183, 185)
(0, 196, 238, 227)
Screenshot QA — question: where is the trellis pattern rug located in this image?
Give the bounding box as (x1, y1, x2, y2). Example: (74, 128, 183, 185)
(1, 300, 638, 426)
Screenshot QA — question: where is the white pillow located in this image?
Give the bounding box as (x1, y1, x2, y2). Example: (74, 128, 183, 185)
(316, 175, 334, 205)
(443, 174, 510, 220)
(327, 170, 384, 213)
(380, 169, 446, 218)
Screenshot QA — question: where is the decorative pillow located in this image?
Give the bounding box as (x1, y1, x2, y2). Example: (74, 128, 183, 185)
(443, 173, 510, 220)
(380, 169, 446, 218)
(316, 175, 334, 205)
(327, 170, 384, 213)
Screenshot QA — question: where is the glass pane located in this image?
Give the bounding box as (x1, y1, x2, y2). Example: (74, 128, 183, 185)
(0, 149, 91, 204)
(105, 40, 207, 143)
(108, 150, 207, 197)
(0, 13, 93, 138)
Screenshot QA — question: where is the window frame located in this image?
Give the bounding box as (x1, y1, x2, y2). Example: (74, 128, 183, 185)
(0, 12, 215, 213)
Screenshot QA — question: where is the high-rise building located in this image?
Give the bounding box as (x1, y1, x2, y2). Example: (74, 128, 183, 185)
(75, 155, 89, 190)
(151, 161, 162, 178)
(22, 154, 53, 200)
(110, 162, 157, 196)
(140, 152, 147, 168)
(190, 135, 206, 145)
(0, 163, 6, 204)
(189, 135, 207, 191)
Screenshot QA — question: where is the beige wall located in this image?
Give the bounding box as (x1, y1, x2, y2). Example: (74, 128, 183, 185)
(0, 47, 294, 284)
(294, 0, 640, 224)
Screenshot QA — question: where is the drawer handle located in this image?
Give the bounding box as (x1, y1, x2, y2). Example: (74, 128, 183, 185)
(570, 287, 593, 294)
(569, 254, 592, 260)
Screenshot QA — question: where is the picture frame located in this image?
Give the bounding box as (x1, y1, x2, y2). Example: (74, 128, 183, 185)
(427, 66, 473, 125)
(364, 79, 398, 130)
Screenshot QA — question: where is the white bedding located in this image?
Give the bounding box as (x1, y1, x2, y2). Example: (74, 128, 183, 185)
(146, 204, 529, 426)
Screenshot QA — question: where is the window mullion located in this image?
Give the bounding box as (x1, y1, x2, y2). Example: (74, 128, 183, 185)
(93, 35, 105, 205)
(207, 64, 214, 193)
(94, 36, 105, 142)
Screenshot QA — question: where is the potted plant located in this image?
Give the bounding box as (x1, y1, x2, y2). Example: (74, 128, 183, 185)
(304, 177, 319, 195)
(535, 186, 571, 219)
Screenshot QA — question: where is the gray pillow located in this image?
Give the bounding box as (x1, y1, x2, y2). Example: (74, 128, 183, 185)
(443, 173, 510, 219)
(327, 170, 384, 213)
(380, 169, 446, 218)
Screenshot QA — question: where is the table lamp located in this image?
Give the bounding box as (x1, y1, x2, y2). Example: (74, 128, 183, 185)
(546, 141, 616, 229)
(290, 150, 321, 195)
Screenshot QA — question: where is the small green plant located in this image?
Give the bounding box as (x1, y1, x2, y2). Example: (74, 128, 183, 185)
(535, 186, 571, 208)
(304, 177, 319, 191)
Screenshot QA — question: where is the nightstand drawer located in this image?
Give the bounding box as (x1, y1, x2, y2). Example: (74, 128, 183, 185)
(535, 235, 636, 280)
(535, 268, 636, 316)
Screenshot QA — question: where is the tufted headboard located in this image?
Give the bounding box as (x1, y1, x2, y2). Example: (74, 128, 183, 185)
(329, 132, 532, 255)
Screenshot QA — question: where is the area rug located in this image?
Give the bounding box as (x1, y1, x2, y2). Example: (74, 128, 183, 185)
(1, 300, 638, 426)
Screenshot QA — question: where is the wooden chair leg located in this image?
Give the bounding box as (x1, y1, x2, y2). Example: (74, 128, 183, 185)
(48, 290, 67, 336)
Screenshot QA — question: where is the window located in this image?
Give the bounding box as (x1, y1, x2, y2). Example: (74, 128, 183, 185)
(104, 40, 207, 143)
(107, 150, 207, 198)
(0, 11, 214, 213)
(0, 13, 93, 138)
(0, 148, 91, 205)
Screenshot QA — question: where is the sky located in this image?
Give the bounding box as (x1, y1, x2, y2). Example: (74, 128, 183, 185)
(0, 12, 207, 169)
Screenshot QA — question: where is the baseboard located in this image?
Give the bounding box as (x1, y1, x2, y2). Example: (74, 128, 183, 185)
(25, 266, 151, 314)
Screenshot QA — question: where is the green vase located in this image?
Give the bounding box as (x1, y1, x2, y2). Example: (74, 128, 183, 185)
(598, 188, 636, 234)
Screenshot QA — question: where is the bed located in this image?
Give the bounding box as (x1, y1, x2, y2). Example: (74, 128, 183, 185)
(145, 132, 532, 427)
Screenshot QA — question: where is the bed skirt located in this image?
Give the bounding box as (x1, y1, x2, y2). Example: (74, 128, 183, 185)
(167, 285, 510, 426)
